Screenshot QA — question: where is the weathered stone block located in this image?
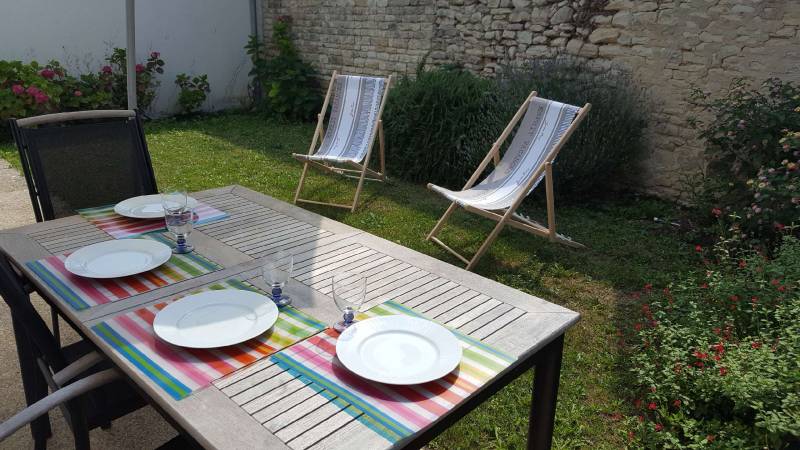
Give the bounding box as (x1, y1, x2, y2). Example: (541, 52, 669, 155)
(588, 28, 619, 44)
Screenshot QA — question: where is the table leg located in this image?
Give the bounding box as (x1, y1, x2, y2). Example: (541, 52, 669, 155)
(527, 334, 564, 450)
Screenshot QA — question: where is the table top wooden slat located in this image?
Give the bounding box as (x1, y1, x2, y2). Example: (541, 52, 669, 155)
(0, 185, 579, 449)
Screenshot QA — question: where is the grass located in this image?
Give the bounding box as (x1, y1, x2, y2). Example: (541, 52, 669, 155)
(0, 113, 696, 448)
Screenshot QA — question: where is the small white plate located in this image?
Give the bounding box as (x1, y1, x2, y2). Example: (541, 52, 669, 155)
(65, 239, 172, 279)
(153, 290, 279, 348)
(114, 194, 199, 219)
(336, 315, 462, 385)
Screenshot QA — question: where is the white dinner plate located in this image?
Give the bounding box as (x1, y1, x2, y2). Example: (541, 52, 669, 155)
(114, 194, 199, 219)
(336, 315, 463, 385)
(153, 290, 279, 348)
(65, 239, 172, 279)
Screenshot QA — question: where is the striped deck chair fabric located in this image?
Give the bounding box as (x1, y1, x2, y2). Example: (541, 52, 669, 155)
(430, 98, 580, 211)
(301, 75, 387, 164)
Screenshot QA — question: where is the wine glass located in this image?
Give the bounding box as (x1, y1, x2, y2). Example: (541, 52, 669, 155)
(161, 191, 194, 254)
(332, 272, 366, 332)
(263, 250, 293, 307)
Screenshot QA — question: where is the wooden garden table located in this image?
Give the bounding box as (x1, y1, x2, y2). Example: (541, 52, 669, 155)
(0, 185, 579, 450)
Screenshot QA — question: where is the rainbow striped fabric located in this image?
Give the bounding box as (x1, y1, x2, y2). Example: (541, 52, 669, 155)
(92, 279, 327, 400)
(25, 233, 221, 311)
(77, 202, 228, 239)
(270, 300, 516, 443)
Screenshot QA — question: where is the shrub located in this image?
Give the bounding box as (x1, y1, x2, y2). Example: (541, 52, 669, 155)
(626, 236, 800, 448)
(383, 63, 506, 187)
(686, 79, 800, 237)
(1, 49, 164, 123)
(175, 73, 210, 114)
(246, 16, 322, 121)
(495, 58, 648, 197)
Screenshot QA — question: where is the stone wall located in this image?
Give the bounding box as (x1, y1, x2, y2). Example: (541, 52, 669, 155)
(262, 0, 800, 197)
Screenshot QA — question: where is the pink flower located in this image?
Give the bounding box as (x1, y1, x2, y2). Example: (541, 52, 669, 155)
(101, 65, 113, 74)
(695, 244, 702, 252)
(150, 51, 160, 59)
(751, 341, 762, 349)
(655, 423, 664, 432)
(11, 84, 24, 95)
(647, 402, 657, 411)
(135, 63, 145, 73)
(719, 367, 728, 376)
(40, 68, 56, 79)
(33, 92, 49, 104)
(25, 86, 40, 96)
(73, 90, 83, 97)
(673, 399, 681, 408)
(711, 207, 722, 217)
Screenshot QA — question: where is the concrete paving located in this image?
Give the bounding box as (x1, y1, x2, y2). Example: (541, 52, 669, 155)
(0, 159, 178, 449)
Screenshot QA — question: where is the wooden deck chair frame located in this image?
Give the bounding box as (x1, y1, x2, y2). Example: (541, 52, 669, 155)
(292, 71, 393, 212)
(426, 92, 592, 271)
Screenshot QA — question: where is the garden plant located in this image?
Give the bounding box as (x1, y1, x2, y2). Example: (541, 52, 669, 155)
(174, 73, 210, 114)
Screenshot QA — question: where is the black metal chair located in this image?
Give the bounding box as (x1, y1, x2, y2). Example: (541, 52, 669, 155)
(0, 250, 166, 449)
(9, 110, 158, 222)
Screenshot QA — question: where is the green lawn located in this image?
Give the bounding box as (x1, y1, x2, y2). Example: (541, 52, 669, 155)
(1, 113, 695, 449)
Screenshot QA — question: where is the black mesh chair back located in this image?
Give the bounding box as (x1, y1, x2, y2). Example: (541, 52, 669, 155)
(9, 110, 158, 222)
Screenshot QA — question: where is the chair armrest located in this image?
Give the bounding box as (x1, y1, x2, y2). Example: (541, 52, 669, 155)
(0, 368, 119, 442)
(52, 351, 106, 387)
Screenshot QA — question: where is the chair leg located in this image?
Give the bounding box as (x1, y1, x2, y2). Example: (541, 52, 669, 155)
(294, 162, 310, 204)
(466, 216, 509, 271)
(351, 162, 369, 212)
(427, 202, 458, 240)
(378, 120, 386, 180)
(50, 306, 60, 348)
(12, 316, 52, 445)
(544, 162, 556, 242)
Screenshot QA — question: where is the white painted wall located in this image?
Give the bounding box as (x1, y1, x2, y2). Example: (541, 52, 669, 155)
(0, 0, 254, 114)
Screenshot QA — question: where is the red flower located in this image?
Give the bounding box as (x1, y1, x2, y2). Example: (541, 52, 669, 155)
(751, 296, 759, 303)
(751, 341, 762, 349)
(150, 51, 160, 59)
(628, 431, 635, 441)
(719, 367, 728, 376)
(33, 92, 49, 104)
(775, 222, 785, 231)
(655, 423, 663, 432)
(647, 402, 657, 411)
(711, 207, 722, 217)
(25, 85, 40, 95)
(693, 350, 708, 360)
(729, 295, 739, 302)
(700, 283, 709, 289)
(11, 84, 24, 95)
(738, 260, 746, 268)
(40, 68, 56, 79)
(713, 327, 721, 335)
(695, 244, 702, 252)
(135, 63, 145, 73)
(707, 434, 715, 443)
(673, 399, 681, 408)
(73, 90, 82, 97)
(634, 323, 642, 331)
(694, 361, 705, 368)
(644, 283, 653, 291)
(778, 285, 786, 292)
(101, 65, 113, 74)
(663, 287, 671, 295)
(771, 278, 781, 286)
(711, 342, 725, 354)
(637, 415, 644, 422)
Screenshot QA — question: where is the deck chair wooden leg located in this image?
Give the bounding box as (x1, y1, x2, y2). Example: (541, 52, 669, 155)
(351, 157, 370, 212)
(378, 120, 386, 180)
(467, 215, 509, 271)
(294, 162, 310, 204)
(545, 162, 556, 241)
(427, 202, 458, 240)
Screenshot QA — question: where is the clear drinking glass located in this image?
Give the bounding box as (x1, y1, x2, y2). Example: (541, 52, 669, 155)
(332, 272, 367, 332)
(161, 191, 194, 254)
(263, 250, 293, 307)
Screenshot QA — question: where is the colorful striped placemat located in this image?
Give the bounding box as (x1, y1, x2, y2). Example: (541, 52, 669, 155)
(77, 201, 228, 239)
(91, 279, 327, 400)
(25, 233, 221, 311)
(270, 300, 516, 444)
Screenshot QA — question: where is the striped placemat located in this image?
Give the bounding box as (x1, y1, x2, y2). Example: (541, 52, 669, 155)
(270, 300, 516, 444)
(25, 233, 221, 311)
(92, 279, 327, 400)
(77, 201, 228, 239)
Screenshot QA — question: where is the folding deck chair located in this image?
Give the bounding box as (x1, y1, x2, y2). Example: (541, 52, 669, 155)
(292, 71, 392, 212)
(426, 92, 591, 271)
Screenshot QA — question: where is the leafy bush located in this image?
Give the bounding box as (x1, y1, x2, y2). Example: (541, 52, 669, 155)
(1, 49, 164, 123)
(246, 16, 322, 121)
(383, 63, 505, 187)
(495, 58, 648, 197)
(686, 79, 800, 239)
(175, 73, 210, 114)
(103, 49, 164, 111)
(626, 236, 800, 448)
(383, 57, 647, 197)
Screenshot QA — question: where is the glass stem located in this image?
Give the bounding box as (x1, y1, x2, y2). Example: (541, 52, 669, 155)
(343, 309, 355, 326)
(272, 285, 282, 301)
(175, 234, 187, 250)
